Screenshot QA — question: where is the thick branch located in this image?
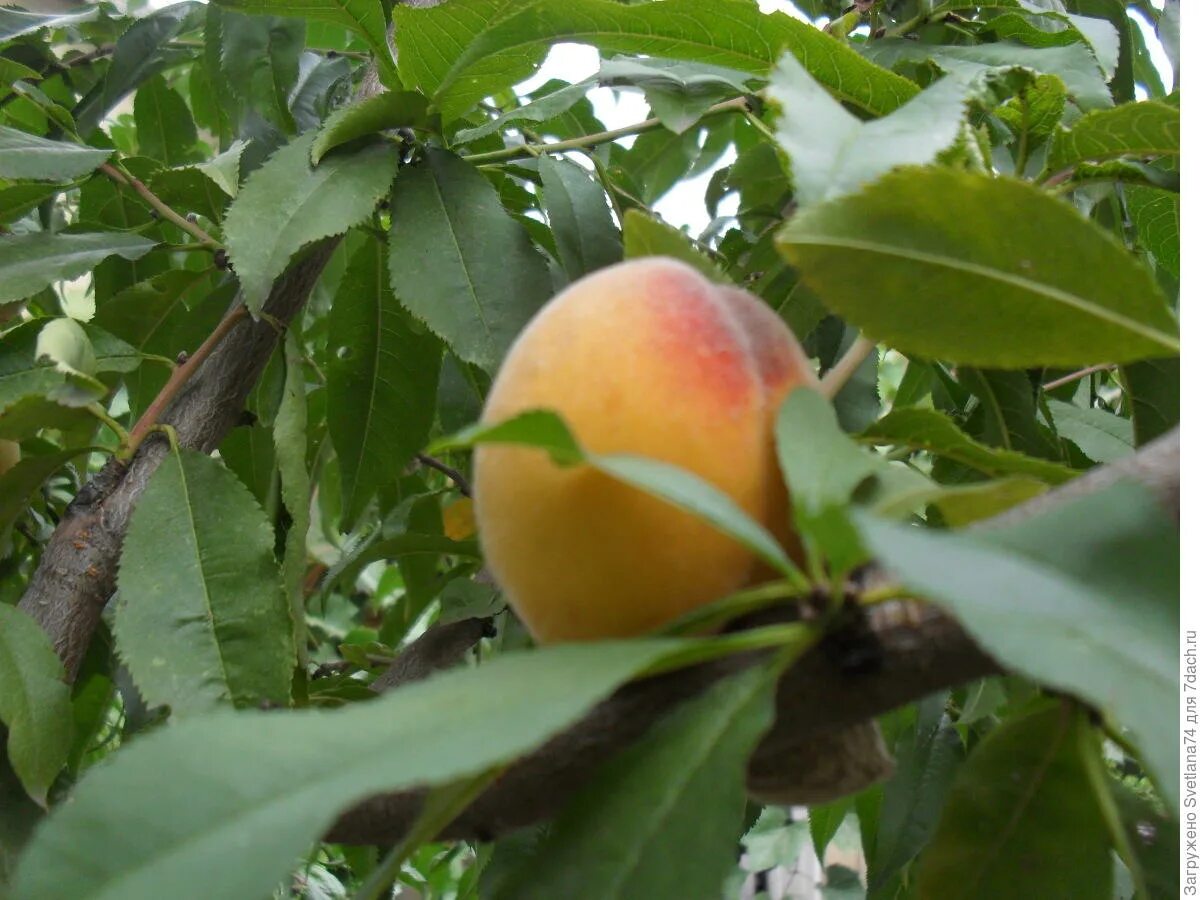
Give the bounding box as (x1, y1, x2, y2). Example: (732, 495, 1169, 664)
(326, 429, 1178, 845)
(18, 244, 337, 679)
(327, 601, 995, 844)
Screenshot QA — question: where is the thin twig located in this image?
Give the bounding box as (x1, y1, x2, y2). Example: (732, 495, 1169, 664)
(461, 96, 750, 164)
(120, 306, 249, 459)
(416, 453, 472, 497)
(99, 163, 223, 250)
(1042, 363, 1115, 392)
(819, 336, 877, 399)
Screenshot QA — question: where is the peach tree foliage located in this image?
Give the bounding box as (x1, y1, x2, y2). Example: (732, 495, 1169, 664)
(0, 0, 1180, 897)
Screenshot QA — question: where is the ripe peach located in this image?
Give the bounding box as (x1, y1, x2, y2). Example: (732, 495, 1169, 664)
(473, 257, 816, 642)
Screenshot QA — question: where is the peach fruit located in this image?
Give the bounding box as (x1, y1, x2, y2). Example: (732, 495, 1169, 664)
(472, 257, 816, 642)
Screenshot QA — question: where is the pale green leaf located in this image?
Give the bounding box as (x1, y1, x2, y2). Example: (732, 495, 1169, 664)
(0, 125, 111, 182)
(223, 131, 398, 313)
(777, 167, 1179, 366)
(0, 232, 157, 305)
(115, 448, 294, 715)
(770, 54, 972, 207)
(388, 148, 552, 374)
(859, 480, 1178, 807)
(453, 81, 590, 145)
(0, 597, 73, 806)
(11, 640, 679, 900)
(775, 388, 882, 516)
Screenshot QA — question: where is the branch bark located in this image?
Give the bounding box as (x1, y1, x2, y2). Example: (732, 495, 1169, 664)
(18, 245, 338, 679)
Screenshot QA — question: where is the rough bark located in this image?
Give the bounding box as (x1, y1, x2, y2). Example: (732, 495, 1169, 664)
(18, 243, 337, 680)
(324, 432, 1178, 845)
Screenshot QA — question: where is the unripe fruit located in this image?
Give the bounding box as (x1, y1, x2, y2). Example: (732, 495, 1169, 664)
(473, 257, 816, 642)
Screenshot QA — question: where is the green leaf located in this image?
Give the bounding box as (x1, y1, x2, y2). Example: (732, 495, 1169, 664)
(434, 409, 802, 583)
(770, 54, 971, 207)
(862, 408, 1076, 484)
(223, 131, 398, 313)
(328, 240, 443, 525)
(863, 39, 1111, 111)
(1045, 399, 1133, 464)
(622, 208, 725, 283)
(219, 12, 305, 135)
(392, 0, 549, 122)
(0, 5, 97, 42)
(858, 480, 1178, 808)
(0, 232, 157, 306)
(0, 604, 73, 806)
(193, 140, 246, 198)
(1121, 357, 1178, 446)
(310, 91, 434, 164)
(433, 0, 916, 120)
(213, 0, 394, 92)
(114, 448, 294, 715)
(591, 453, 802, 584)
(776, 167, 1179, 366)
(388, 148, 552, 374)
(957, 368, 1059, 459)
(487, 664, 777, 900)
(0, 182, 66, 226)
(1109, 775, 1179, 898)
(1125, 185, 1179, 279)
(275, 332, 311, 664)
(11, 640, 679, 900)
(0, 126, 111, 182)
(133, 75, 198, 167)
(537, 156, 622, 281)
(924, 477, 1049, 527)
(916, 704, 1111, 899)
(454, 80, 591, 145)
(596, 55, 756, 134)
(0, 444, 85, 537)
(93, 272, 228, 419)
(74, 3, 201, 137)
(775, 388, 881, 517)
(429, 409, 584, 464)
(1045, 100, 1179, 173)
(868, 694, 963, 894)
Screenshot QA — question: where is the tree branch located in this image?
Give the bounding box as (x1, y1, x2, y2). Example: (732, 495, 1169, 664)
(99, 163, 223, 250)
(325, 429, 1178, 845)
(18, 245, 338, 679)
(461, 96, 750, 164)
